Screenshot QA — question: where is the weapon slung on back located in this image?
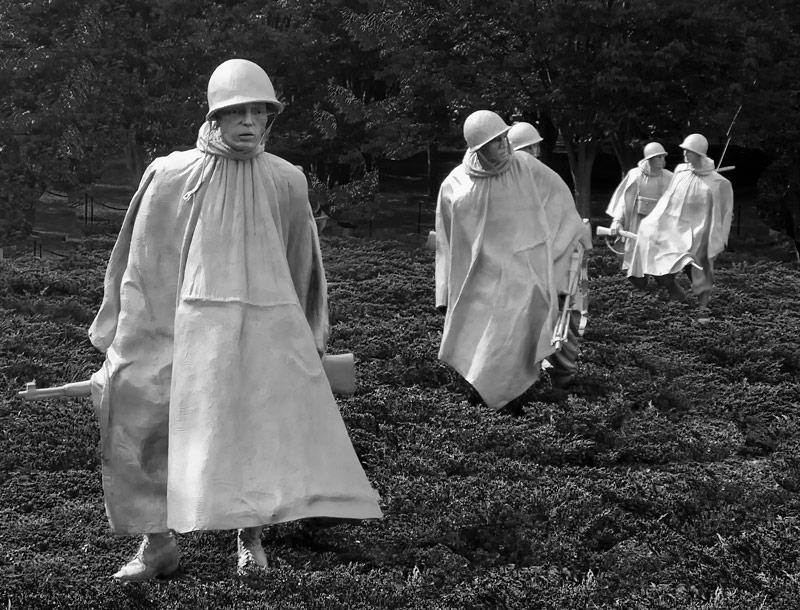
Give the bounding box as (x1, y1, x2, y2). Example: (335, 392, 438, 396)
(552, 242, 585, 351)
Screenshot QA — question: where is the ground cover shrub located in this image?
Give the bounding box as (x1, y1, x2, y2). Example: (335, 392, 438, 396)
(2, 228, 800, 608)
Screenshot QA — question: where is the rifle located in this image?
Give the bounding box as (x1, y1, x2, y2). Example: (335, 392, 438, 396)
(19, 353, 357, 400)
(18, 380, 92, 400)
(596, 225, 704, 271)
(596, 225, 637, 241)
(717, 104, 742, 170)
(552, 241, 585, 351)
(597, 224, 636, 257)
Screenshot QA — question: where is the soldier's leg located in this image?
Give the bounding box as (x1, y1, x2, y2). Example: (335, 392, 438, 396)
(237, 526, 268, 575)
(628, 275, 649, 290)
(654, 273, 686, 302)
(689, 258, 715, 308)
(547, 311, 580, 389)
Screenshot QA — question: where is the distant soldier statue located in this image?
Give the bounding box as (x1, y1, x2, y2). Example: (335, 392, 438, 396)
(435, 110, 588, 415)
(605, 142, 673, 278)
(628, 134, 734, 307)
(508, 121, 544, 158)
(511, 122, 592, 389)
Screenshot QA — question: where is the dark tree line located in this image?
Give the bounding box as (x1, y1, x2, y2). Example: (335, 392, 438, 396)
(1, 0, 799, 239)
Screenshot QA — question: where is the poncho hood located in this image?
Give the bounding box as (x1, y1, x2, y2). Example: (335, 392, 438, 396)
(196, 121, 267, 159)
(676, 157, 717, 177)
(637, 157, 668, 177)
(463, 142, 514, 178)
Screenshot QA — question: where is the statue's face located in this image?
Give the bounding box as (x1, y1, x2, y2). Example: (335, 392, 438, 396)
(480, 134, 510, 166)
(216, 102, 274, 152)
(683, 149, 702, 167)
(648, 155, 666, 171)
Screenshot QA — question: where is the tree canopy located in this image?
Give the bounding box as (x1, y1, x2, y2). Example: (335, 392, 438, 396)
(1, 0, 798, 229)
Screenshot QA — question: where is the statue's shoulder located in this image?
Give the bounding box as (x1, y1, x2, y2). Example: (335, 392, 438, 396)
(263, 152, 307, 189)
(149, 149, 204, 177)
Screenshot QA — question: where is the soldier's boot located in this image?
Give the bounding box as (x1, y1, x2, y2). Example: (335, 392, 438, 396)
(237, 526, 268, 575)
(628, 276, 649, 291)
(666, 280, 687, 302)
(112, 532, 180, 582)
(655, 274, 686, 302)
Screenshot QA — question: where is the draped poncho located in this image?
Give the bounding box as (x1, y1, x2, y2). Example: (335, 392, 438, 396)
(520, 154, 591, 294)
(628, 157, 733, 280)
(89, 124, 382, 534)
(606, 160, 673, 270)
(435, 150, 557, 409)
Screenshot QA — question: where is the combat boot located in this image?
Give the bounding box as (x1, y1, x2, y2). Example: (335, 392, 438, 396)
(112, 532, 180, 581)
(665, 278, 687, 302)
(237, 526, 268, 575)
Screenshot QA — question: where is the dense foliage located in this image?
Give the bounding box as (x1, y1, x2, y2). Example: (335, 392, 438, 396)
(1, 222, 799, 608)
(1, 0, 799, 229)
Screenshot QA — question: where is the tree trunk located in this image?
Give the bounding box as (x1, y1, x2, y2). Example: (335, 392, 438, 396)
(562, 129, 599, 219)
(428, 141, 439, 201)
(125, 129, 146, 187)
(536, 111, 558, 166)
(608, 117, 642, 178)
(783, 152, 800, 263)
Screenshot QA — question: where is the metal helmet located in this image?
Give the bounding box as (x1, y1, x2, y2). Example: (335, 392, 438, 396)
(642, 142, 667, 160)
(679, 133, 708, 156)
(507, 122, 544, 151)
(206, 59, 284, 120)
(463, 110, 511, 152)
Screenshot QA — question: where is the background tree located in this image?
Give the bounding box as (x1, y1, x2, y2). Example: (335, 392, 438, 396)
(345, 0, 783, 217)
(2, 0, 799, 233)
(740, 0, 800, 258)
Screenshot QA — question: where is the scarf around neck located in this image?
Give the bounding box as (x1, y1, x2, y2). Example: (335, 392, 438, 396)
(463, 142, 514, 178)
(196, 121, 266, 160)
(637, 158, 665, 177)
(183, 122, 269, 200)
(677, 156, 717, 177)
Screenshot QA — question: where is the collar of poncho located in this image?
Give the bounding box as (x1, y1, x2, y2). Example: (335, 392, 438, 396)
(678, 156, 717, 177)
(183, 122, 270, 201)
(196, 121, 266, 160)
(463, 145, 514, 178)
(637, 158, 665, 177)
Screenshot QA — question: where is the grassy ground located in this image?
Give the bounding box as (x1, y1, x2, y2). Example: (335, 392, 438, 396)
(1, 213, 800, 608)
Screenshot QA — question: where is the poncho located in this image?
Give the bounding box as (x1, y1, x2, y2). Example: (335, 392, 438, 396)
(628, 157, 733, 284)
(605, 160, 673, 270)
(521, 154, 592, 294)
(89, 124, 382, 534)
(435, 150, 557, 409)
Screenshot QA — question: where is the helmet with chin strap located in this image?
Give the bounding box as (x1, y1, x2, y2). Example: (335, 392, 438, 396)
(463, 110, 511, 152)
(642, 142, 667, 160)
(206, 59, 284, 120)
(679, 133, 708, 157)
(507, 122, 543, 150)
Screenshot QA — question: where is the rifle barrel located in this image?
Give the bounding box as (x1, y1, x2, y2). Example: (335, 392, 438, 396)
(18, 380, 92, 401)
